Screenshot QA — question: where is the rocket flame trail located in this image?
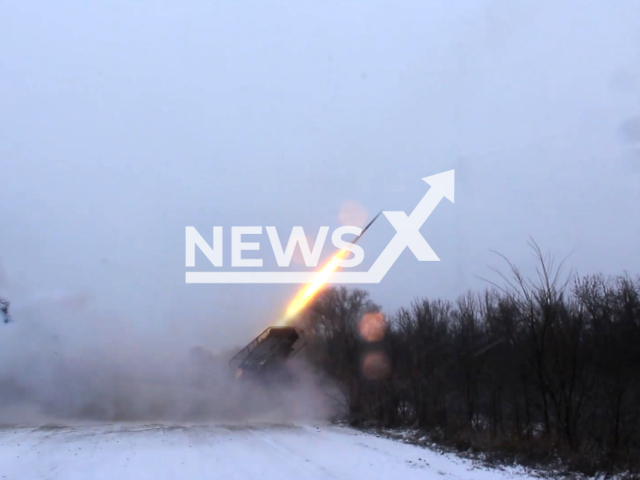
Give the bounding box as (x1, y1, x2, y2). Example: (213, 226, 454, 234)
(274, 212, 381, 327)
(275, 249, 348, 326)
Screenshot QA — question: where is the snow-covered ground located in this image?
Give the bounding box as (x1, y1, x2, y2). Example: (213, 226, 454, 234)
(0, 422, 536, 480)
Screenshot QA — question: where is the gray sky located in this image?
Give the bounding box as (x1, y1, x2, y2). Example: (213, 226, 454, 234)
(1, 0, 640, 348)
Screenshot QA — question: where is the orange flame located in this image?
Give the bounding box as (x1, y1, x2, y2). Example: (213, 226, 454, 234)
(275, 249, 349, 326)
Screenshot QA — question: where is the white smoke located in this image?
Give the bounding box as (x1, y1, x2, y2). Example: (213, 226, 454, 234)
(0, 291, 336, 426)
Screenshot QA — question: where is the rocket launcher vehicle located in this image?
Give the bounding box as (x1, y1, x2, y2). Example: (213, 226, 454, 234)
(229, 326, 304, 381)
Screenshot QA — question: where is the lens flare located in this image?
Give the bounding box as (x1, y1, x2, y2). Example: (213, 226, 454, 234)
(358, 312, 386, 342)
(362, 351, 391, 380)
(338, 200, 368, 228)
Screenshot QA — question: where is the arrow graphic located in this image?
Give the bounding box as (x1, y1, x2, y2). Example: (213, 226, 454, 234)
(186, 170, 454, 284)
(354, 169, 455, 283)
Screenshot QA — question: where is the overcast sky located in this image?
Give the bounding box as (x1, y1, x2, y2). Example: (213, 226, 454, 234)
(1, 1, 639, 349)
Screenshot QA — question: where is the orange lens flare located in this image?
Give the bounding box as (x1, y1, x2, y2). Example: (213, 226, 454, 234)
(275, 249, 349, 326)
(361, 351, 391, 380)
(358, 312, 386, 342)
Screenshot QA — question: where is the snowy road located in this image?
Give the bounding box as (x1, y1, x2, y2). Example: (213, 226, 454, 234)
(0, 423, 534, 480)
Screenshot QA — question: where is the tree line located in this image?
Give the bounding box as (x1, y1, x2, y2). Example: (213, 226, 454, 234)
(300, 248, 640, 476)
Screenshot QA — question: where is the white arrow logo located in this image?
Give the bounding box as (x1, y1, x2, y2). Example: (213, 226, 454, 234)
(186, 170, 454, 284)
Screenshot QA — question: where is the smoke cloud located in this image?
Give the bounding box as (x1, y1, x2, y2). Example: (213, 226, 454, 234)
(0, 293, 335, 426)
